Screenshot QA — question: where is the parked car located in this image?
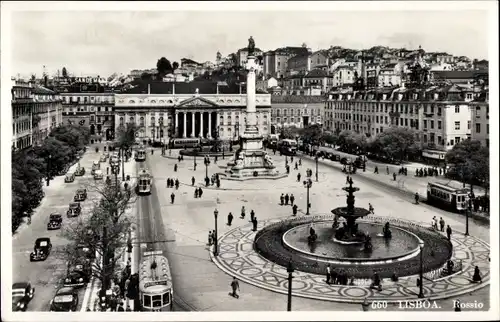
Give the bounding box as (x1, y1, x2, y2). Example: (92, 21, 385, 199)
(67, 202, 82, 217)
(340, 157, 349, 165)
(74, 166, 85, 176)
(63, 265, 91, 288)
(65, 172, 75, 183)
(93, 169, 104, 180)
(49, 287, 79, 312)
(99, 155, 107, 163)
(12, 282, 35, 311)
(91, 161, 100, 175)
(30, 237, 52, 262)
(47, 213, 63, 230)
(74, 189, 87, 202)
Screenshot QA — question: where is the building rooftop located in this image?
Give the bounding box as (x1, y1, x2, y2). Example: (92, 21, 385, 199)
(119, 80, 268, 95)
(33, 85, 56, 95)
(305, 69, 328, 78)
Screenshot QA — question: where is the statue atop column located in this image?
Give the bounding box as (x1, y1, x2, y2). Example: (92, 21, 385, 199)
(248, 36, 256, 56)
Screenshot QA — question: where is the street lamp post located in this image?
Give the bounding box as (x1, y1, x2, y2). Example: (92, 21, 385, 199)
(46, 154, 52, 186)
(418, 241, 425, 298)
(465, 204, 470, 236)
(204, 156, 210, 184)
(121, 148, 125, 181)
(213, 209, 219, 257)
(315, 154, 319, 182)
(286, 260, 294, 311)
(303, 178, 312, 215)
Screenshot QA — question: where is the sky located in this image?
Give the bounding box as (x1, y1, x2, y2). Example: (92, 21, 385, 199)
(9, 8, 490, 78)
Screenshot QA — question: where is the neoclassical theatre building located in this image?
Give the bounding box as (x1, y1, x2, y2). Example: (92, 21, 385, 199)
(114, 81, 271, 142)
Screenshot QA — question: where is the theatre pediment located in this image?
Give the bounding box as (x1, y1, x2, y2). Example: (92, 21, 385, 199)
(177, 97, 218, 108)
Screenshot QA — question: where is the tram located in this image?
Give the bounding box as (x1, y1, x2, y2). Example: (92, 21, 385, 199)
(426, 182, 470, 212)
(170, 138, 200, 149)
(136, 169, 152, 195)
(135, 146, 147, 162)
(139, 253, 173, 312)
(278, 139, 298, 155)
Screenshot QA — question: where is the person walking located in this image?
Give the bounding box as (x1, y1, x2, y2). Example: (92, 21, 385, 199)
(297, 173, 301, 182)
(241, 206, 246, 219)
(191, 176, 195, 186)
(230, 277, 240, 299)
(175, 179, 180, 189)
(208, 231, 213, 246)
(298, 158, 302, 166)
(198, 187, 203, 198)
(280, 193, 285, 205)
(170, 192, 175, 204)
(446, 225, 452, 241)
(284, 193, 289, 205)
(174, 164, 178, 172)
(250, 209, 255, 222)
(326, 264, 332, 284)
(227, 212, 234, 226)
(439, 217, 445, 232)
(194, 188, 199, 198)
(415, 192, 420, 205)
(292, 204, 298, 216)
(252, 217, 258, 231)
(472, 266, 482, 283)
(290, 194, 295, 206)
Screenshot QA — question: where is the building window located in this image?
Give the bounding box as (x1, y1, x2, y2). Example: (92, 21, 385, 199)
(450, 139, 454, 146)
(423, 120, 427, 129)
(219, 115, 224, 125)
(430, 120, 434, 129)
(140, 117, 144, 126)
(467, 120, 471, 129)
(454, 121, 460, 130)
(455, 137, 461, 144)
(454, 106, 460, 113)
(487, 124, 489, 134)
(475, 106, 481, 117)
(438, 121, 442, 130)
(151, 117, 155, 125)
(476, 123, 481, 133)
(438, 107, 442, 115)
(438, 136, 442, 145)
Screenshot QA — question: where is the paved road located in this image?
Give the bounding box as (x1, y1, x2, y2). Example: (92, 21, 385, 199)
(12, 143, 106, 311)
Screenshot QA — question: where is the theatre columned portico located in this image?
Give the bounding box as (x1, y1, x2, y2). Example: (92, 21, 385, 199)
(114, 89, 272, 142)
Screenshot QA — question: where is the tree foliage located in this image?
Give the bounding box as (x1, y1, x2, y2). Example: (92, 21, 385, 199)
(60, 181, 137, 287)
(62, 67, 68, 78)
(300, 124, 323, 145)
(11, 124, 90, 233)
(445, 140, 489, 186)
(280, 126, 301, 139)
(368, 127, 417, 161)
(156, 57, 173, 79)
(172, 61, 179, 71)
(337, 130, 368, 153)
(116, 123, 137, 150)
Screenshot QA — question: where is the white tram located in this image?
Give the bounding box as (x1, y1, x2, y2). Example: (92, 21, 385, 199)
(136, 169, 152, 195)
(139, 254, 173, 311)
(170, 138, 200, 149)
(135, 146, 147, 162)
(427, 182, 470, 212)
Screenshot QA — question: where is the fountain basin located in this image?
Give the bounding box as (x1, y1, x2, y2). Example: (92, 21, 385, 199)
(283, 221, 422, 264)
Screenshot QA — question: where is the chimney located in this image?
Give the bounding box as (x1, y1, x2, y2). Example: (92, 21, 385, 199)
(148, 83, 151, 94)
(216, 83, 219, 95)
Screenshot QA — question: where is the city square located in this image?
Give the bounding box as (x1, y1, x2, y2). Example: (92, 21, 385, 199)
(3, 2, 497, 320)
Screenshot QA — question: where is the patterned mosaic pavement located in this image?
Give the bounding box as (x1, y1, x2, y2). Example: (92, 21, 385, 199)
(210, 215, 490, 303)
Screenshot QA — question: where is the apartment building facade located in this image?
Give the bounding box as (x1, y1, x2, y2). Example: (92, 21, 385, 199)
(271, 95, 324, 132)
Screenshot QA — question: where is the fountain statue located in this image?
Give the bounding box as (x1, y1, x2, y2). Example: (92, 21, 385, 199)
(331, 180, 371, 243)
(383, 222, 392, 239)
(308, 225, 318, 243)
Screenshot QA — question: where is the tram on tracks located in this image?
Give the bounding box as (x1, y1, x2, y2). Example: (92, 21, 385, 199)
(139, 253, 173, 311)
(136, 169, 152, 195)
(427, 182, 470, 212)
(169, 138, 200, 149)
(135, 146, 147, 162)
(278, 139, 298, 156)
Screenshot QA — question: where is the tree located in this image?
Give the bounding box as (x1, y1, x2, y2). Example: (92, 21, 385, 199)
(60, 181, 137, 291)
(32, 137, 73, 177)
(156, 57, 173, 79)
(322, 132, 338, 146)
(301, 124, 323, 145)
(62, 67, 68, 78)
(141, 72, 153, 81)
(172, 61, 179, 71)
(30, 74, 36, 81)
(280, 126, 301, 139)
(116, 123, 137, 150)
(50, 124, 90, 156)
(369, 127, 417, 162)
(337, 130, 367, 154)
(445, 140, 489, 191)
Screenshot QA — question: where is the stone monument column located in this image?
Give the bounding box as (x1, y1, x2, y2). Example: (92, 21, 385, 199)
(245, 56, 259, 134)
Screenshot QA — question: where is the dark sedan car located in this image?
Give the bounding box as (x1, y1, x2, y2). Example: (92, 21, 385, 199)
(74, 189, 87, 202)
(30, 237, 52, 262)
(63, 265, 91, 288)
(74, 167, 85, 176)
(67, 202, 82, 217)
(47, 213, 63, 230)
(49, 287, 79, 312)
(12, 282, 35, 311)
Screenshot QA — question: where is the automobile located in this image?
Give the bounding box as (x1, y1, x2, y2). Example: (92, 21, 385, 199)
(63, 265, 91, 288)
(65, 172, 75, 183)
(74, 189, 87, 202)
(93, 169, 104, 180)
(49, 287, 79, 312)
(67, 202, 82, 217)
(99, 155, 107, 162)
(30, 237, 52, 262)
(103, 151, 109, 158)
(74, 166, 85, 176)
(47, 213, 63, 230)
(12, 282, 35, 311)
(76, 243, 95, 262)
(91, 161, 100, 175)
(340, 157, 348, 165)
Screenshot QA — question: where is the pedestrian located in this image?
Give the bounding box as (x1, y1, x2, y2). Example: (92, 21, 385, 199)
(191, 176, 195, 186)
(216, 179, 221, 188)
(346, 175, 350, 184)
(286, 165, 290, 174)
(295, 162, 298, 170)
(291, 156, 294, 163)
(241, 206, 246, 219)
(285, 193, 289, 205)
(252, 217, 258, 231)
(170, 192, 175, 204)
(472, 266, 482, 283)
(415, 192, 419, 204)
(280, 193, 285, 205)
(386, 166, 389, 175)
(393, 172, 397, 181)
(208, 231, 213, 245)
(299, 158, 302, 166)
(178, 156, 181, 162)
(250, 209, 255, 222)
(326, 264, 331, 284)
(432, 216, 438, 230)
(331, 268, 338, 285)
(175, 179, 180, 189)
(230, 277, 240, 298)
(194, 188, 199, 198)
(292, 204, 298, 216)
(439, 217, 445, 232)
(446, 225, 452, 241)
(290, 194, 295, 205)
(374, 166, 378, 174)
(227, 212, 234, 226)
(297, 173, 301, 182)
(198, 187, 203, 198)
(174, 164, 178, 172)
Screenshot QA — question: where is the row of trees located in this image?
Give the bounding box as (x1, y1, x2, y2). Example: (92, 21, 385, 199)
(281, 124, 489, 188)
(11, 125, 91, 233)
